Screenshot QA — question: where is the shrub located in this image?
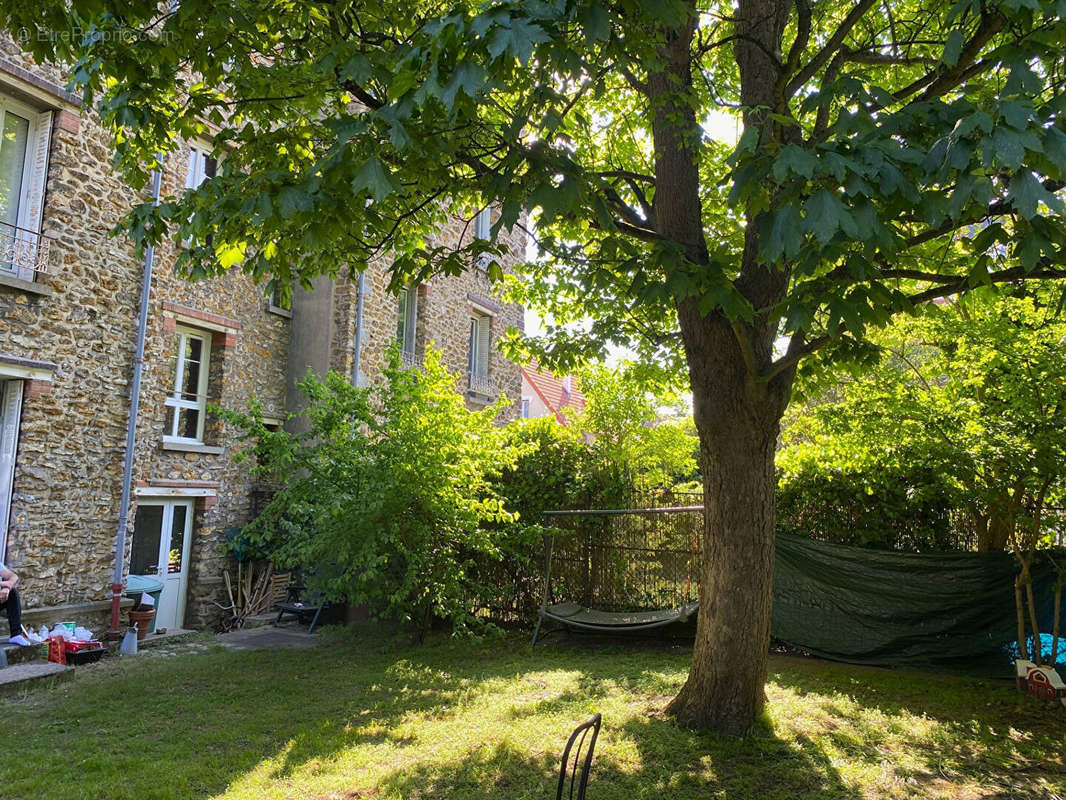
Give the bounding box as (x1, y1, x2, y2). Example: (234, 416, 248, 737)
(776, 440, 967, 552)
(223, 348, 524, 635)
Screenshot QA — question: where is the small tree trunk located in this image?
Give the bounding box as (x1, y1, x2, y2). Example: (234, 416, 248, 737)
(988, 512, 1013, 552)
(1015, 573, 1030, 662)
(1050, 577, 1062, 666)
(1025, 577, 1043, 666)
(972, 510, 991, 552)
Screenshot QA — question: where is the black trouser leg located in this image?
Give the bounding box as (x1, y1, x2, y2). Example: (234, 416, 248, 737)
(2, 587, 21, 637)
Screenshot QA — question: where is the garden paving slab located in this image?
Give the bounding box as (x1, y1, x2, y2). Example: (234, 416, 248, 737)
(215, 626, 318, 651)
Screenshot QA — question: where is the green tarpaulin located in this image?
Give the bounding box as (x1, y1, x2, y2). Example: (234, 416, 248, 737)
(773, 534, 1063, 671)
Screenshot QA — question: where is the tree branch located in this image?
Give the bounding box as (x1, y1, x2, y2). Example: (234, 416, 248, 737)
(785, 0, 879, 97)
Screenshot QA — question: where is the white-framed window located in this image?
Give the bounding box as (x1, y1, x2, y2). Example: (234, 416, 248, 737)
(521, 396, 531, 418)
(268, 281, 291, 313)
(396, 285, 419, 365)
(185, 145, 217, 190)
(474, 207, 492, 240)
(164, 326, 211, 443)
(183, 144, 217, 248)
(468, 313, 491, 379)
(0, 93, 53, 280)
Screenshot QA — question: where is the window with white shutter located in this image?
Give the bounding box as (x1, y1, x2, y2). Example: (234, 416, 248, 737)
(474, 208, 491, 240)
(184, 145, 217, 248)
(0, 379, 23, 558)
(468, 314, 491, 393)
(396, 285, 419, 366)
(0, 94, 52, 281)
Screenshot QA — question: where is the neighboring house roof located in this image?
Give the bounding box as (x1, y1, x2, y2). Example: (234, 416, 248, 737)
(521, 362, 586, 426)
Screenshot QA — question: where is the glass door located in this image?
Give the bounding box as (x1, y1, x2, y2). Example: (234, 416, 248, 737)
(130, 500, 194, 630)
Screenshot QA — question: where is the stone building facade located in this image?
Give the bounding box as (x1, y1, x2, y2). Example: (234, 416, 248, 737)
(0, 34, 525, 633)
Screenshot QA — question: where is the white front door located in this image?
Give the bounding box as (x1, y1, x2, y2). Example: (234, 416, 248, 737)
(130, 500, 194, 630)
(0, 379, 23, 561)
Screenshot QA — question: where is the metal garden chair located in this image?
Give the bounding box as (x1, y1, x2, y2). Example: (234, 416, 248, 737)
(555, 713, 602, 800)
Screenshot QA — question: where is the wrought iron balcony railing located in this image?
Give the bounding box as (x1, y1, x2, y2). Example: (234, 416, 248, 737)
(400, 349, 422, 370)
(0, 222, 53, 280)
(468, 372, 494, 395)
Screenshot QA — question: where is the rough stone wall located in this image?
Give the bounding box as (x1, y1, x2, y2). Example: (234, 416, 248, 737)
(0, 39, 144, 611)
(342, 212, 525, 416)
(0, 36, 292, 629)
(0, 32, 526, 631)
(130, 153, 292, 627)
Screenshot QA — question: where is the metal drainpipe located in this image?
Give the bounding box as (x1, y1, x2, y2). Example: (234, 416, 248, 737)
(351, 270, 366, 386)
(108, 164, 164, 639)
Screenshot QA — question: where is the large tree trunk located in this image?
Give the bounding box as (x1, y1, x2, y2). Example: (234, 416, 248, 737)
(666, 309, 790, 735)
(648, 0, 792, 735)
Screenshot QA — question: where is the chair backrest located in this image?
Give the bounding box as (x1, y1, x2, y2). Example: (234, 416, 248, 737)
(556, 713, 602, 800)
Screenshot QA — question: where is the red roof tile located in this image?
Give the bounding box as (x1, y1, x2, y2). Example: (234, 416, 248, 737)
(521, 362, 586, 425)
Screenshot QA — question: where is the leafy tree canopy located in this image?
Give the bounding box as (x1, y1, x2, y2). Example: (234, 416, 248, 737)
(9, 0, 1066, 369)
(781, 287, 1066, 552)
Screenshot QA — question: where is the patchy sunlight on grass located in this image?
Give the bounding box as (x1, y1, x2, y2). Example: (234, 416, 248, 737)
(1, 628, 1062, 799)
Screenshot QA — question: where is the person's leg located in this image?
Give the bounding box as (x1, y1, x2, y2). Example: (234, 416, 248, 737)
(2, 587, 22, 638)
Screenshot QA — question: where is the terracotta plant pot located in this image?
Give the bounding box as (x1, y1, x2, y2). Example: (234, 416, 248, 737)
(128, 608, 156, 641)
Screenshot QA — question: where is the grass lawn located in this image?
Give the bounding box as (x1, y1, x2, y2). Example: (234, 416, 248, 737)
(2, 628, 1063, 799)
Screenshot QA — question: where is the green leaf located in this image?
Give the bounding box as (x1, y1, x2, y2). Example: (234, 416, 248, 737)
(1043, 126, 1066, 172)
(1000, 101, 1032, 131)
(278, 186, 310, 219)
(772, 144, 819, 181)
(764, 205, 804, 261)
(992, 127, 1027, 170)
(353, 157, 395, 202)
(942, 30, 964, 67)
(1007, 171, 1064, 219)
(804, 189, 842, 245)
(581, 3, 610, 41)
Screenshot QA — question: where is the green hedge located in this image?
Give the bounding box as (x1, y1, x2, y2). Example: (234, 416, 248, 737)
(776, 442, 970, 552)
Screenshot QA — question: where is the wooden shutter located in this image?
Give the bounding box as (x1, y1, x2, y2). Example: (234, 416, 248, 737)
(477, 315, 491, 375)
(185, 148, 199, 188)
(22, 110, 52, 234)
(0, 380, 24, 556)
(16, 110, 52, 280)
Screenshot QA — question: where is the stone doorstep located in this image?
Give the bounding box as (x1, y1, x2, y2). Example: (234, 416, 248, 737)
(0, 662, 73, 698)
(243, 612, 279, 629)
(1, 642, 46, 666)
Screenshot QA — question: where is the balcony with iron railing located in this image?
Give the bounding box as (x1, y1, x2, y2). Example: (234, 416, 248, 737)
(468, 372, 494, 396)
(0, 222, 54, 283)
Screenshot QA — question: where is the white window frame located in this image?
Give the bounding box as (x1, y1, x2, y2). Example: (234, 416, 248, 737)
(0, 93, 51, 281)
(474, 207, 492, 240)
(0, 378, 24, 560)
(521, 396, 531, 419)
(468, 313, 491, 378)
(185, 144, 216, 190)
(396, 286, 418, 349)
(163, 326, 211, 444)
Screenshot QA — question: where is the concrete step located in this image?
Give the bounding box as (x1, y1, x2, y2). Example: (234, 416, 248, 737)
(0, 661, 73, 697)
(136, 628, 197, 649)
(1, 642, 46, 667)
